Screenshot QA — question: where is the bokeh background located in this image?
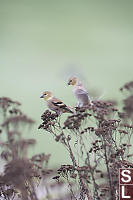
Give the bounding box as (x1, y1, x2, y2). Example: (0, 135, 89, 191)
(0, 0, 133, 166)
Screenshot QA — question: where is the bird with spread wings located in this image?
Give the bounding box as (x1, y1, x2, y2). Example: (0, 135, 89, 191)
(67, 76, 91, 107)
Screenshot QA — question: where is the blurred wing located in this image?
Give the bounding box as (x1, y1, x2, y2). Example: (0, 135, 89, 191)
(76, 88, 88, 95)
(75, 88, 90, 105)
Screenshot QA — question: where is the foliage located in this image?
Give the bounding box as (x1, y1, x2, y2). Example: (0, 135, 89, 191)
(39, 81, 133, 200)
(0, 97, 56, 200)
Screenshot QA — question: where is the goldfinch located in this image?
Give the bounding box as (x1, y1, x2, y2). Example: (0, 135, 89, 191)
(40, 91, 73, 115)
(67, 76, 91, 107)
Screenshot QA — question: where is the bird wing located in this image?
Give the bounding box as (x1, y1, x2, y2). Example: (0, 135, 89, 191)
(75, 85, 88, 94)
(51, 97, 73, 113)
(74, 86, 90, 105)
(76, 88, 88, 95)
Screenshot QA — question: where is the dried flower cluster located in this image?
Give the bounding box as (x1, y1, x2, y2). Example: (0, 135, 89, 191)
(0, 80, 132, 200)
(39, 81, 133, 200)
(0, 97, 72, 200)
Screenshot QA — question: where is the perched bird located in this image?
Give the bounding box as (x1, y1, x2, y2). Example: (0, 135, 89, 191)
(67, 76, 91, 107)
(40, 91, 73, 115)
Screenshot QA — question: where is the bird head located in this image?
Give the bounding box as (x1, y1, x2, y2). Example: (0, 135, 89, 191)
(67, 76, 78, 86)
(40, 91, 53, 100)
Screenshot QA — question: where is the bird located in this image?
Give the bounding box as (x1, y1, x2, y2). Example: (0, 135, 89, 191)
(40, 91, 73, 115)
(67, 76, 91, 107)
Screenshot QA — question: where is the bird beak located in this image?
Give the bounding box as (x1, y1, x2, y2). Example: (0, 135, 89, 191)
(40, 95, 44, 98)
(67, 82, 70, 85)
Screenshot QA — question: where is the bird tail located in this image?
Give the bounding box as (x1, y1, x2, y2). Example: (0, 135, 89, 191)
(66, 107, 73, 113)
(65, 106, 74, 114)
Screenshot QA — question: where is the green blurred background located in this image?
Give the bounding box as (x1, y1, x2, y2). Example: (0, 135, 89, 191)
(0, 0, 133, 166)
